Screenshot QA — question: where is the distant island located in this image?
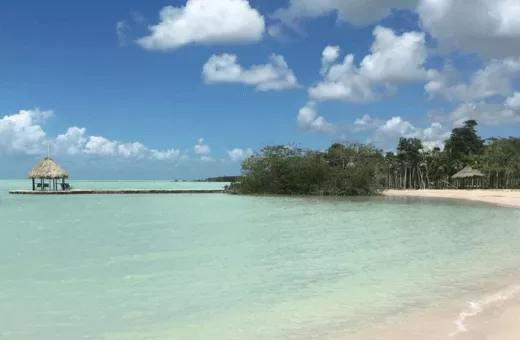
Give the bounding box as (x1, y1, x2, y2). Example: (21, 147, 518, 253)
(226, 120, 520, 196)
(192, 176, 241, 183)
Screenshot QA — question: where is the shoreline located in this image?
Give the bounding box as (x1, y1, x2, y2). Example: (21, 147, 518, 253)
(383, 189, 520, 209)
(342, 270, 520, 340)
(344, 270, 520, 340)
(377, 189, 520, 340)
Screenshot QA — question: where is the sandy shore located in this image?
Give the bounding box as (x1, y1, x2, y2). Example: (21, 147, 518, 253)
(344, 287, 520, 340)
(456, 294, 520, 340)
(384, 189, 520, 209)
(375, 189, 520, 339)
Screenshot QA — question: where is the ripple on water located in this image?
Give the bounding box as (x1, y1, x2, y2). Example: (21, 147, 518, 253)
(1, 187, 520, 340)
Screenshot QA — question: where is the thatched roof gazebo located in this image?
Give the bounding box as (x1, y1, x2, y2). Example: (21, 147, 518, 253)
(452, 165, 485, 189)
(28, 157, 70, 191)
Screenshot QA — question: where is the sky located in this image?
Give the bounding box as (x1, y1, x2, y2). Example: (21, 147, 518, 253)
(1, 0, 520, 179)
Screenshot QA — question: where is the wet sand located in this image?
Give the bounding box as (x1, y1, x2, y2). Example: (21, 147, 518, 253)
(456, 296, 520, 340)
(384, 189, 520, 209)
(342, 277, 520, 340)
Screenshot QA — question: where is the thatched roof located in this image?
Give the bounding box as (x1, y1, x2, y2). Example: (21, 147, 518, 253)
(452, 165, 484, 179)
(28, 157, 68, 179)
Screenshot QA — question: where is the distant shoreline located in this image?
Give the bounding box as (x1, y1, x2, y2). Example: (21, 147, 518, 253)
(384, 189, 520, 209)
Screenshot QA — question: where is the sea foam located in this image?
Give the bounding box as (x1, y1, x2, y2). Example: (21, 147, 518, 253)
(449, 284, 520, 337)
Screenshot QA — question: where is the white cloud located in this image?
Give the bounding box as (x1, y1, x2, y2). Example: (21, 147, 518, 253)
(373, 116, 450, 150)
(421, 123, 451, 150)
(150, 149, 180, 161)
(353, 114, 382, 132)
(0, 109, 180, 161)
(116, 20, 130, 46)
(272, 0, 520, 58)
(310, 26, 429, 103)
(418, 0, 520, 58)
(272, 0, 417, 28)
(55, 127, 88, 155)
(130, 11, 145, 24)
(193, 138, 211, 155)
(266, 24, 293, 42)
(360, 26, 428, 83)
(426, 58, 520, 101)
(296, 105, 388, 136)
(202, 54, 299, 91)
(137, 0, 265, 50)
(506, 92, 520, 110)
(310, 53, 376, 102)
(226, 148, 253, 162)
(376, 116, 418, 140)
(85, 136, 117, 156)
(321, 46, 340, 75)
(267, 24, 283, 38)
(83, 137, 181, 160)
(200, 156, 216, 162)
(297, 101, 336, 133)
(0, 109, 53, 155)
(448, 102, 520, 127)
(118, 142, 148, 158)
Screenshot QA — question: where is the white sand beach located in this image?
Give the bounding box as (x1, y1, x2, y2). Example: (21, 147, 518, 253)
(384, 189, 520, 209)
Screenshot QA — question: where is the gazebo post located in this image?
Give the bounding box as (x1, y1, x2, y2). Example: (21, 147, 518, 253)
(32, 178, 35, 191)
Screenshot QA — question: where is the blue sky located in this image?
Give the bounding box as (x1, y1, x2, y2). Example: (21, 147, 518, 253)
(1, 0, 520, 179)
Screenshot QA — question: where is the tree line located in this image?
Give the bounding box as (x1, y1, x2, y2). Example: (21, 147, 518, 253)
(226, 120, 520, 195)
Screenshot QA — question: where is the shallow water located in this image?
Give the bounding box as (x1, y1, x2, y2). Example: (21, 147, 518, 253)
(1, 180, 519, 339)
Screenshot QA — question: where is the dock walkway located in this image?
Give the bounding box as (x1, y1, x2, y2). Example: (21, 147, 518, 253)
(9, 189, 225, 195)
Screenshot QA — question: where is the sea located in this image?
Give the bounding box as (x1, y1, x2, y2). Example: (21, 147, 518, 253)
(1, 179, 519, 340)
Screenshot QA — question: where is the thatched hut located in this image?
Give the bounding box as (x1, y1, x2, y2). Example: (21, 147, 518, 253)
(452, 165, 485, 189)
(28, 157, 70, 191)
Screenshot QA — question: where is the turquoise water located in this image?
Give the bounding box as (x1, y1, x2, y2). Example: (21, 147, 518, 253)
(1, 180, 520, 339)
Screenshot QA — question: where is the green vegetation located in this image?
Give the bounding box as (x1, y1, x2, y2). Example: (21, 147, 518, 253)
(227, 120, 520, 195)
(227, 143, 384, 195)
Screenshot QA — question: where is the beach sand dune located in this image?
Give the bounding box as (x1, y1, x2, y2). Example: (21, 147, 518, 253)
(384, 189, 520, 209)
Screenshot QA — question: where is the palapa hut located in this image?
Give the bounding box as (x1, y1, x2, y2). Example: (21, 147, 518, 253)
(28, 157, 70, 191)
(452, 165, 485, 189)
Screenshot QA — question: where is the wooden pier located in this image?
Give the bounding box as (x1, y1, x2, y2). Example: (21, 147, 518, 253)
(9, 189, 225, 195)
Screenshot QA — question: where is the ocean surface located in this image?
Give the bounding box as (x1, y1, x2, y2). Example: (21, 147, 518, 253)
(1, 180, 520, 339)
